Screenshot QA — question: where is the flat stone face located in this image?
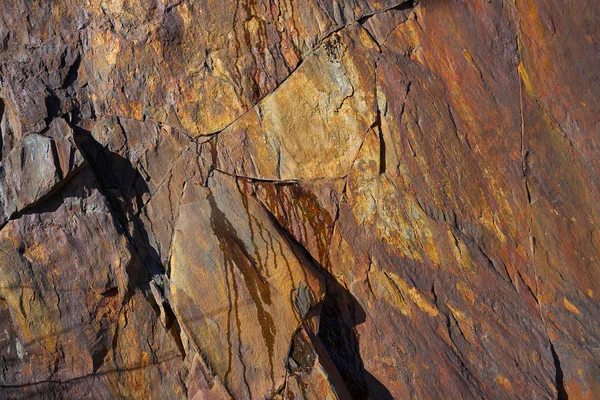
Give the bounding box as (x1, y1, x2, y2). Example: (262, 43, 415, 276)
(170, 174, 324, 399)
(0, 0, 599, 399)
(215, 25, 379, 180)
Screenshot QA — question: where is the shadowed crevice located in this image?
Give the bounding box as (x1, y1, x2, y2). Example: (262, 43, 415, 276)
(551, 343, 568, 400)
(357, 0, 416, 24)
(256, 196, 393, 399)
(73, 127, 186, 367)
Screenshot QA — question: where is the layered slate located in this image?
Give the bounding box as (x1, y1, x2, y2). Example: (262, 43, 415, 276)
(0, 0, 599, 399)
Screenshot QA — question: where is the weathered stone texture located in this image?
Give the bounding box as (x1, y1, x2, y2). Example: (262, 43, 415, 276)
(0, 0, 599, 398)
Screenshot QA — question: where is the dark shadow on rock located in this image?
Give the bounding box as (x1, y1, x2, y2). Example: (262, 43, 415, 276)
(0, 158, 185, 395)
(75, 127, 163, 285)
(258, 199, 393, 400)
(74, 126, 186, 356)
(318, 284, 393, 400)
(74, 123, 392, 398)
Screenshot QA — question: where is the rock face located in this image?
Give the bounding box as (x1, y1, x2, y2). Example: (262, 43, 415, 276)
(0, 0, 598, 398)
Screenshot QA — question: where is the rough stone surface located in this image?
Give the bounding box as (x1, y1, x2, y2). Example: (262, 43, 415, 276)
(0, 0, 599, 399)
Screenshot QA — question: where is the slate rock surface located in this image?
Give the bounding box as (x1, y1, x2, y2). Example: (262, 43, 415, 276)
(0, 0, 599, 399)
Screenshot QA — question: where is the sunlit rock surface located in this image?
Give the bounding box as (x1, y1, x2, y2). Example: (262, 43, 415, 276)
(0, 0, 599, 398)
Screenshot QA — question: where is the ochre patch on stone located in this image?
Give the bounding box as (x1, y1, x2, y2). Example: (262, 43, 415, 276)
(0, 0, 599, 398)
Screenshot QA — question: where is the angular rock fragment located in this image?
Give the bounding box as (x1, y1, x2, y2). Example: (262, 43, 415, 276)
(169, 173, 325, 398)
(87, 116, 196, 268)
(0, 118, 84, 226)
(215, 25, 380, 180)
(0, 170, 186, 398)
(80, 0, 411, 136)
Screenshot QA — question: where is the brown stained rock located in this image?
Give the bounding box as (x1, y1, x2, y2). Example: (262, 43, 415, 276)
(253, 178, 343, 267)
(281, 325, 351, 400)
(81, 0, 411, 137)
(1, 0, 599, 398)
(215, 25, 379, 180)
(0, 118, 85, 226)
(0, 170, 186, 399)
(327, 124, 556, 398)
(186, 353, 232, 400)
(169, 173, 325, 399)
(0, 0, 89, 144)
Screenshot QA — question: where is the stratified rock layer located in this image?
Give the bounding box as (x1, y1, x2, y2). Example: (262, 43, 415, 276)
(0, 0, 599, 399)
